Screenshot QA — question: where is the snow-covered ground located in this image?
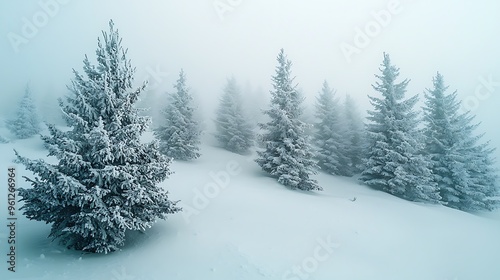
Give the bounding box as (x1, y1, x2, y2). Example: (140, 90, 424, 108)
(1, 130, 499, 280)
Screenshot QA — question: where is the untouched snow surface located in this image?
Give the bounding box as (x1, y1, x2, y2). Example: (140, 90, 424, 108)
(1, 130, 499, 280)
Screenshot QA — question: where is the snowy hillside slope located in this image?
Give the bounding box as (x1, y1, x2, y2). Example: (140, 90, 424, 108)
(1, 130, 499, 280)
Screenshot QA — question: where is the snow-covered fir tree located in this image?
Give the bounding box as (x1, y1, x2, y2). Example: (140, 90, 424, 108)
(343, 94, 366, 175)
(423, 72, 498, 211)
(313, 81, 350, 176)
(15, 20, 180, 254)
(155, 70, 201, 160)
(255, 49, 321, 191)
(361, 53, 440, 203)
(214, 77, 254, 154)
(6, 84, 41, 139)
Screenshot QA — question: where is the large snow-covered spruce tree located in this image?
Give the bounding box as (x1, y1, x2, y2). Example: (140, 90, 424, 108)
(423, 72, 498, 211)
(6, 84, 41, 139)
(313, 81, 350, 176)
(155, 70, 201, 160)
(214, 77, 254, 154)
(255, 49, 321, 191)
(16, 20, 180, 254)
(361, 53, 440, 203)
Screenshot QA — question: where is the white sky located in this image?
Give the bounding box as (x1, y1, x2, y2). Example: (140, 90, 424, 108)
(1, 0, 499, 164)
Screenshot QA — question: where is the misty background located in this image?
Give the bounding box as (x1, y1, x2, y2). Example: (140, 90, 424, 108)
(1, 0, 499, 168)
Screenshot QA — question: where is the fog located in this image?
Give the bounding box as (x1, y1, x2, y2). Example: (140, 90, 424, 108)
(1, 0, 499, 166)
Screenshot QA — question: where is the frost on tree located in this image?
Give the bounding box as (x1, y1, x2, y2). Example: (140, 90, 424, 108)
(214, 77, 254, 154)
(155, 70, 201, 161)
(6, 84, 41, 139)
(313, 81, 350, 176)
(15, 20, 180, 254)
(361, 53, 440, 203)
(255, 49, 321, 191)
(423, 72, 498, 211)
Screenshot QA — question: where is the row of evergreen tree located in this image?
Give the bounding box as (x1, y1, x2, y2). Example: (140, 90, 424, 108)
(256, 50, 498, 211)
(8, 21, 498, 254)
(361, 54, 498, 211)
(6, 49, 498, 212)
(175, 48, 498, 212)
